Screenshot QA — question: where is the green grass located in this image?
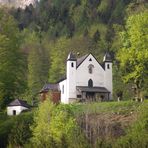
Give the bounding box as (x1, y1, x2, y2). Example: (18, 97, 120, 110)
(62, 100, 142, 116)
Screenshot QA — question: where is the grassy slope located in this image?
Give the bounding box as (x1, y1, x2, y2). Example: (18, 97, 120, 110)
(0, 101, 148, 147)
(73, 101, 141, 114)
(63, 100, 148, 147)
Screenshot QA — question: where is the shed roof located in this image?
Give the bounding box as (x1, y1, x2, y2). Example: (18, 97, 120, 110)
(8, 99, 30, 108)
(77, 86, 110, 93)
(40, 83, 60, 93)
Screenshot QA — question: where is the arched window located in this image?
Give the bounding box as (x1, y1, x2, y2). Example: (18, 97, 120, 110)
(88, 79, 93, 87)
(88, 64, 94, 74)
(71, 62, 74, 67)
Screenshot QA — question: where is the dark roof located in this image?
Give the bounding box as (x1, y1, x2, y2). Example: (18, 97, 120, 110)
(77, 86, 110, 93)
(103, 52, 112, 62)
(77, 53, 105, 70)
(67, 52, 76, 61)
(56, 75, 66, 83)
(67, 52, 105, 69)
(40, 83, 60, 93)
(8, 99, 30, 108)
(77, 54, 89, 68)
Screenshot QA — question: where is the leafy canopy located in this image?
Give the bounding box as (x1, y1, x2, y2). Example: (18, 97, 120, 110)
(31, 98, 89, 148)
(117, 11, 148, 91)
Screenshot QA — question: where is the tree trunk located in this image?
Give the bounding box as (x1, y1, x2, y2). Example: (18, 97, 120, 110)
(135, 81, 143, 102)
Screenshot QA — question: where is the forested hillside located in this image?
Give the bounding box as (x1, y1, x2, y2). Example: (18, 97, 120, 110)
(1, 100, 148, 147)
(0, 0, 148, 147)
(0, 0, 147, 108)
(0, 0, 147, 103)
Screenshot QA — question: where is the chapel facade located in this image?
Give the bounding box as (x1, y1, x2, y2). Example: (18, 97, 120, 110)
(40, 52, 112, 104)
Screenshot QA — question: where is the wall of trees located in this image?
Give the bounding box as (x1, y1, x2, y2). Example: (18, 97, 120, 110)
(0, 0, 147, 108)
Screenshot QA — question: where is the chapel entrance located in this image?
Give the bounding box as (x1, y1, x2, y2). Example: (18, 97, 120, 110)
(76, 86, 110, 102)
(86, 92, 95, 101)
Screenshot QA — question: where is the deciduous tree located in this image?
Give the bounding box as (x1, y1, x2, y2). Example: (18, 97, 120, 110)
(31, 98, 88, 148)
(117, 11, 148, 100)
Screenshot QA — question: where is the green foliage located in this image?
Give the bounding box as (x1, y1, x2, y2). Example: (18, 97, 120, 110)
(0, 0, 147, 147)
(48, 36, 95, 82)
(113, 65, 133, 100)
(8, 112, 33, 147)
(48, 37, 69, 83)
(72, 101, 140, 116)
(117, 11, 148, 96)
(0, 112, 14, 148)
(31, 98, 89, 148)
(23, 30, 49, 98)
(0, 9, 27, 109)
(5, 0, 145, 101)
(114, 101, 148, 148)
(0, 111, 33, 148)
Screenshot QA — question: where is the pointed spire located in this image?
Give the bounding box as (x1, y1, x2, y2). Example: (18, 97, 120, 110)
(103, 52, 112, 62)
(67, 52, 76, 61)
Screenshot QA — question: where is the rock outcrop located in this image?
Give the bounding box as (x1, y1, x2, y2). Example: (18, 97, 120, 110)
(0, 0, 37, 8)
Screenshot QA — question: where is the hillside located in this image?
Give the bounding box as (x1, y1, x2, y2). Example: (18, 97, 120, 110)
(75, 101, 148, 147)
(0, 0, 147, 108)
(0, 0, 147, 147)
(0, 101, 148, 147)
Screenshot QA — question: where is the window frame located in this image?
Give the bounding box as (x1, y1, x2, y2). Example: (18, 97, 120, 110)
(88, 64, 94, 74)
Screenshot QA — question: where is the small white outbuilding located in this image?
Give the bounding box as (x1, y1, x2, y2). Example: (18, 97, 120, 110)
(7, 99, 30, 116)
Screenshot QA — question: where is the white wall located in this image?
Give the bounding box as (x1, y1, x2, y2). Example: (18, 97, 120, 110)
(104, 62, 112, 99)
(7, 106, 28, 116)
(59, 80, 67, 103)
(76, 54, 105, 87)
(67, 60, 76, 103)
(60, 54, 112, 103)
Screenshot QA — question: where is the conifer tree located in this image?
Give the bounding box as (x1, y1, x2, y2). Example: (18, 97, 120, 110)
(0, 10, 26, 109)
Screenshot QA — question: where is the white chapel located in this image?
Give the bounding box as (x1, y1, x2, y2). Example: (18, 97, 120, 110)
(40, 52, 113, 104)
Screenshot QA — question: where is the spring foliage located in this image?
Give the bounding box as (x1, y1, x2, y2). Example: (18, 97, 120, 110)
(117, 11, 148, 96)
(31, 98, 88, 148)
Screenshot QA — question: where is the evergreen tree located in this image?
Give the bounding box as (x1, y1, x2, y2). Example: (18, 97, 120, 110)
(26, 31, 49, 99)
(0, 10, 26, 109)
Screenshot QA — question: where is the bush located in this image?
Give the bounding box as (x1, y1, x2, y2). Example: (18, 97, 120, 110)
(114, 101, 148, 148)
(8, 112, 33, 147)
(30, 99, 89, 148)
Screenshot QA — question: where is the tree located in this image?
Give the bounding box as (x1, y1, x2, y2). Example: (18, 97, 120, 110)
(0, 10, 27, 109)
(8, 112, 33, 147)
(22, 30, 49, 102)
(31, 98, 88, 148)
(48, 36, 95, 83)
(117, 11, 148, 100)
